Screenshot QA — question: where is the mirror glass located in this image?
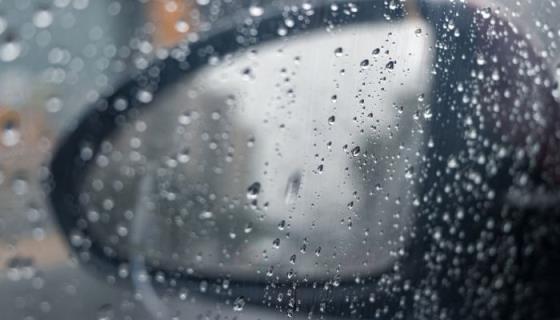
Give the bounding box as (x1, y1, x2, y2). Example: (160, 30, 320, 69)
(79, 19, 435, 281)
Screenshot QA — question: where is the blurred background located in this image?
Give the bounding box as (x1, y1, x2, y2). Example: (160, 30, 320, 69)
(0, 0, 558, 319)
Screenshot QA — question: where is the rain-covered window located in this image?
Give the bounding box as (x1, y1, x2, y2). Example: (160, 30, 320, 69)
(1, 1, 560, 319)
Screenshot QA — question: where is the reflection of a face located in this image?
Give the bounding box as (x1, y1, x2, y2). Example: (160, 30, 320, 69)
(84, 18, 435, 280)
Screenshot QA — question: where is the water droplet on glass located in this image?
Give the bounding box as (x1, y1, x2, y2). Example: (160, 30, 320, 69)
(476, 55, 486, 66)
(328, 115, 336, 124)
(0, 38, 22, 62)
(385, 60, 395, 69)
(244, 223, 253, 233)
(447, 157, 459, 169)
(97, 304, 114, 320)
(423, 105, 433, 119)
(372, 48, 380, 55)
(33, 8, 53, 28)
(175, 20, 190, 33)
(289, 254, 296, 264)
(233, 296, 246, 311)
(2, 120, 21, 147)
(177, 148, 190, 163)
(272, 238, 281, 249)
(351, 146, 361, 157)
(314, 246, 322, 256)
(198, 211, 214, 220)
(266, 266, 274, 277)
(360, 59, 370, 69)
(334, 47, 343, 57)
(249, 5, 264, 17)
(480, 8, 492, 19)
(247, 182, 261, 200)
(136, 90, 153, 104)
(404, 166, 414, 179)
(6, 256, 35, 281)
(178, 112, 192, 125)
(242, 67, 254, 80)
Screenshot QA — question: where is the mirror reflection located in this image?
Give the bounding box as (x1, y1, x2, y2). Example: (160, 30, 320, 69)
(80, 19, 435, 281)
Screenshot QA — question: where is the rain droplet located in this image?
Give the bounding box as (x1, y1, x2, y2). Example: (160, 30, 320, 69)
(2, 121, 20, 147)
(178, 112, 192, 125)
(423, 105, 433, 119)
(480, 8, 492, 19)
(360, 59, 370, 68)
(272, 238, 281, 248)
(233, 296, 246, 311)
(0, 38, 22, 62)
(385, 60, 396, 69)
(33, 8, 53, 28)
(404, 166, 414, 179)
(244, 223, 253, 233)
(266, 266, 274, 277)
(351, 146, 361, 157)
(289, 254, 296, 264)
(97, 304, 114, 320)
(242, 67, 255, 80)
(198, 211, 214, 220)
(175, 20, 190, 33)
(334, 47, 343, 57)
(372, 48, 380, 55)
(328, 115, 336, 124)
(136, 90, 153, 103)
(247, 182, 261, 200)
(476, 54, 486, 66)
(177, 148, 190, 163)
(249, 5, 264, 17)
(6, 256, 35, 281)
(447, 157, 458, 169)
(314, 246, 322, 256)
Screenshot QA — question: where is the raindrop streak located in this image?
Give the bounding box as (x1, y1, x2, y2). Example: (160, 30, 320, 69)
(285, 172, 302, 205)
(0, 17, 6, 35)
